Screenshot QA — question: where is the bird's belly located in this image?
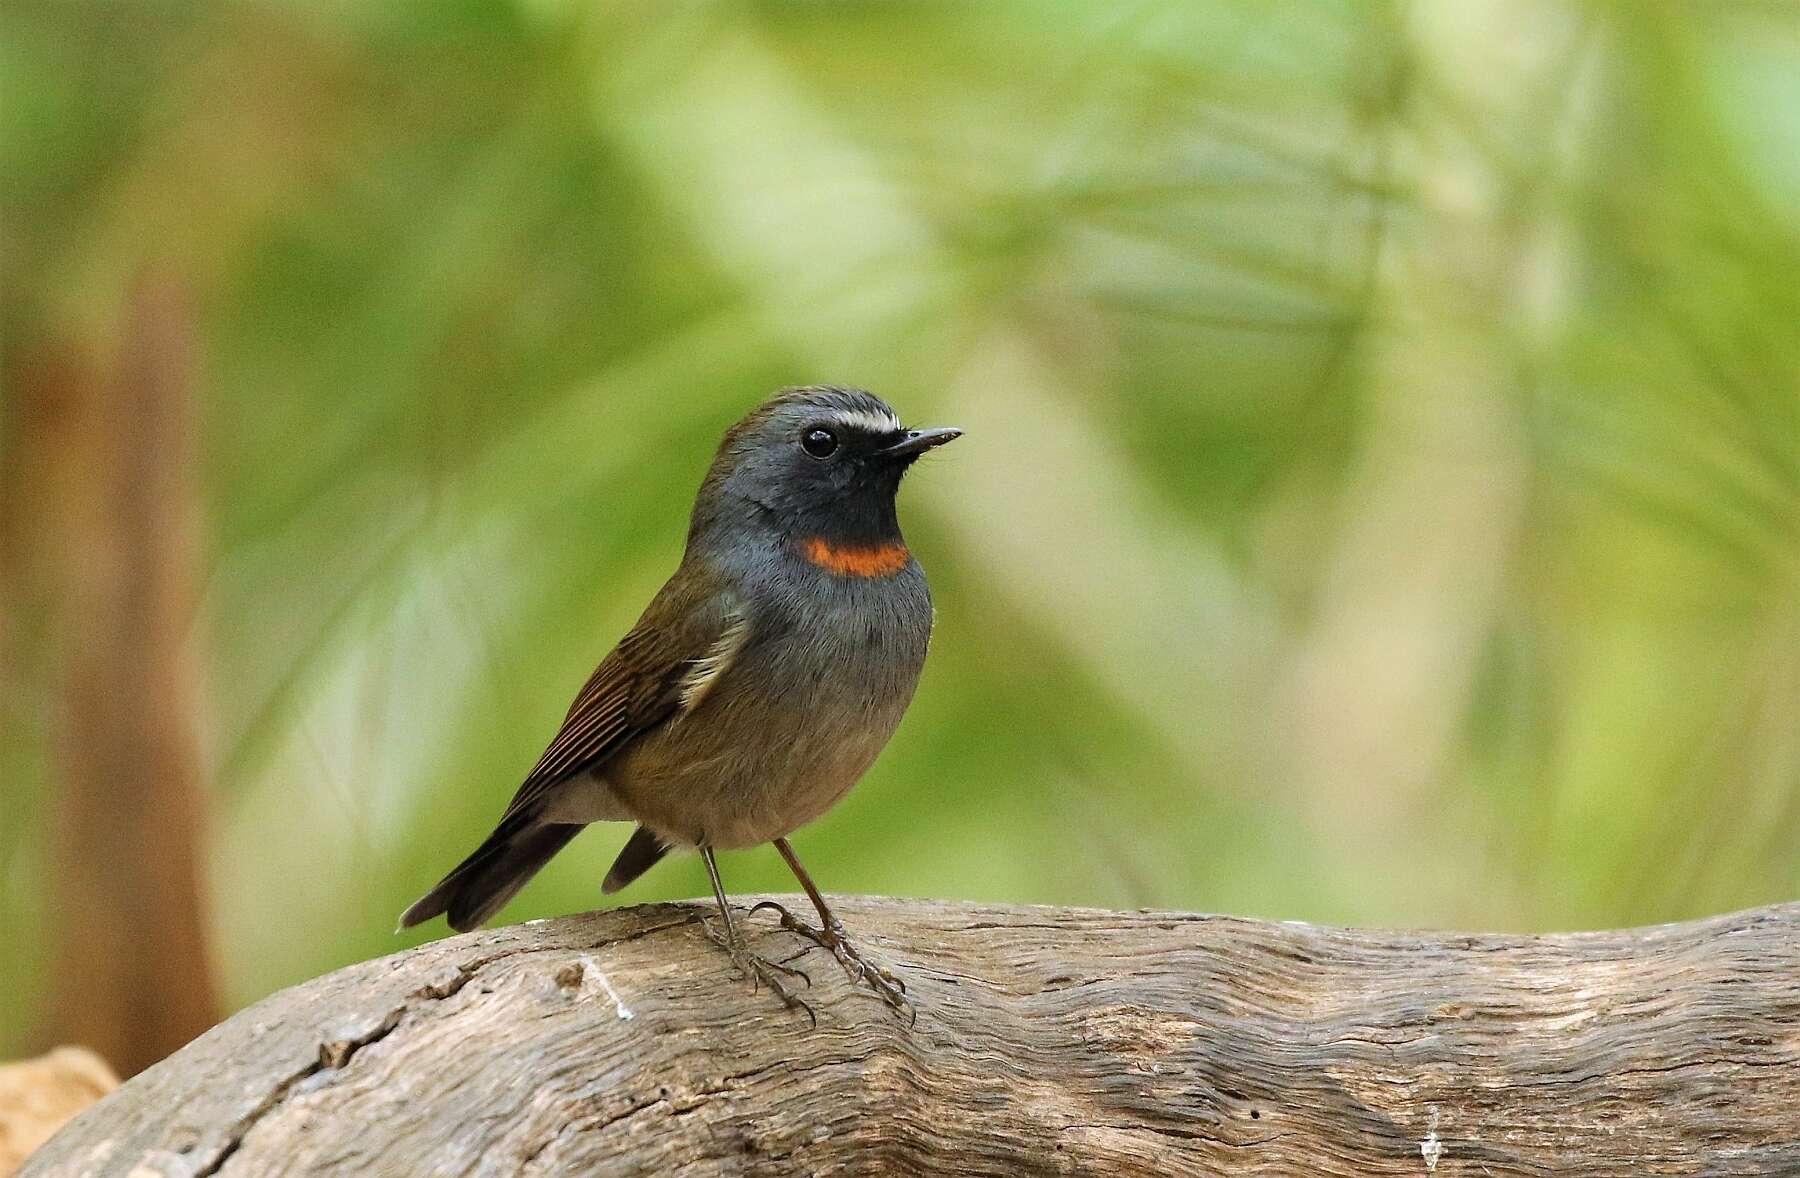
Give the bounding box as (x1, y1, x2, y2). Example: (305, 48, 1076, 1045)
(608, 604, 927, 849)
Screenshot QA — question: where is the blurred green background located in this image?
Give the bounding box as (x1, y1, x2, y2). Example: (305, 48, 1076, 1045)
(3, 0, 1798, 1068)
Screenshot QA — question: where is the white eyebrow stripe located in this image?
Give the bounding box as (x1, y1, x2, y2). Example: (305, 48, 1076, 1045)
(830, 407, 902, 435)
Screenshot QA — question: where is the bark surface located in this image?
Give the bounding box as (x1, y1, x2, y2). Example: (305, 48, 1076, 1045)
(22, 898, 1800, 1176)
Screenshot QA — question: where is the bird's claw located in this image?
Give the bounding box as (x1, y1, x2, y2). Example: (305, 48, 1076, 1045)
(700, 914, 816, 1026)
(749, 901, 915, 1024)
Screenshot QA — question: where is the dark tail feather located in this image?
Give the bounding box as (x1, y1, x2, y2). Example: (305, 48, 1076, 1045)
(399, 822, 583, 933)
(602, 825, 668, 895)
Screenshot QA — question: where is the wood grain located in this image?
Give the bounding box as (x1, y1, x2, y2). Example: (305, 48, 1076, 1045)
(21, 898, 1800, 1176)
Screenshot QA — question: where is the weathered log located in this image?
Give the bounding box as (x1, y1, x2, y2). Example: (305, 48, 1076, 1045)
(22, 898, 1800, 1176)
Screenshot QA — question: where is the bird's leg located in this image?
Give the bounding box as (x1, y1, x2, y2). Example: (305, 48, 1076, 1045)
(750, 838, 913, 1022)
(700, 847, 814, 1025)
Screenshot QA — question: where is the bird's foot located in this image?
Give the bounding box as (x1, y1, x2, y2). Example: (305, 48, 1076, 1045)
(750, 901, 914, 1024)
(700, 914, 816, 1026)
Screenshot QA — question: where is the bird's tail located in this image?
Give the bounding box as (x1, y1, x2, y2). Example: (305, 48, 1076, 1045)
(398, 821, 582, 933)
(602, 824, 669, 895)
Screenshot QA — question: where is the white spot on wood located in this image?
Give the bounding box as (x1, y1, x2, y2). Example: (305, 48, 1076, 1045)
(1539, 1007, 1598, 1032)
(1421, 1105, 1445, 1172)
(580, 955, 635, 1021)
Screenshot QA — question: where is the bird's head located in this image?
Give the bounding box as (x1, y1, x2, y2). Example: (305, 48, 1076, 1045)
(691, 386, 959, 551)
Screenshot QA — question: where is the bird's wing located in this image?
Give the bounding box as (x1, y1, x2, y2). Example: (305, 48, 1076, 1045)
(494, 568, 747, 827)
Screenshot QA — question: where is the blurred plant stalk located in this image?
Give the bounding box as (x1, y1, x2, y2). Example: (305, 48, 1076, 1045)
(1281, 0, 1581, 922)
(32, 275, 220, 1076)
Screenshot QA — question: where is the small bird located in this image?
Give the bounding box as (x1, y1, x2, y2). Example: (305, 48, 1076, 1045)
(399, 386, 958, 1018)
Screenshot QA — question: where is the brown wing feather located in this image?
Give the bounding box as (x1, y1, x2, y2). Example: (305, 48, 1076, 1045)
(397, 568, 744, 931)
(496, 565, 743, 826)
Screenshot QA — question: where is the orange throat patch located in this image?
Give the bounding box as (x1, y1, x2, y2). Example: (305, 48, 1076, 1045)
(798, 536, 911, 578)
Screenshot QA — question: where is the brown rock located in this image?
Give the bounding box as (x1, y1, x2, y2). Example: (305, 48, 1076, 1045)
(0, 1048, 119, 1175)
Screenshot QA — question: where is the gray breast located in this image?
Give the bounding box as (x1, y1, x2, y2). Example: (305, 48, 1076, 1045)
(611, 556, 934, 849)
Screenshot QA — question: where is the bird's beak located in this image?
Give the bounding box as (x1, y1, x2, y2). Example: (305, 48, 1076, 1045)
(881, 427, 962, 459)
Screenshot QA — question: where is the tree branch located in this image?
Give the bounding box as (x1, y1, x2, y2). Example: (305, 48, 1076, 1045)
(22, 898, 1800, 1176)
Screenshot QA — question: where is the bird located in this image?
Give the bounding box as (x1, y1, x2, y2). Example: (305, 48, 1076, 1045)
(399, 386, 959, 1019)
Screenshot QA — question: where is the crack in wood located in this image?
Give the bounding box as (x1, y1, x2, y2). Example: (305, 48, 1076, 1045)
(188, 920, 699, 1176)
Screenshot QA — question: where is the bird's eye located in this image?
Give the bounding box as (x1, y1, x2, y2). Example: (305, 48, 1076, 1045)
(801, 427, 838, 458)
